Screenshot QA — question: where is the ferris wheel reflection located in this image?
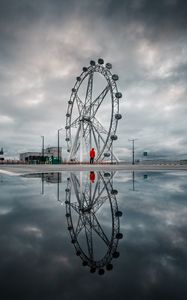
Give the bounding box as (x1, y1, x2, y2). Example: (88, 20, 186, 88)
(65, 171, 123, 275)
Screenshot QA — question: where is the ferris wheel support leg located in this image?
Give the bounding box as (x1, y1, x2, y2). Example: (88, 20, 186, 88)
(69, 124, 81, 161)
(98, 136, 100, 153)
(110, 149, 119, 163)
(80, 171, 83, 204)
(94, 126, 118, 163)
(111, 142, 113, 164)
(89, 125, 92, 150)
(80, 121, 83, 163)
(71, 173, 81, 204)
(91, 124, 99, 154)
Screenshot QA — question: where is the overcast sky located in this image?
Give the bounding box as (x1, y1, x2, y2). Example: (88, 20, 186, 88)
(0, 0, 187, 160)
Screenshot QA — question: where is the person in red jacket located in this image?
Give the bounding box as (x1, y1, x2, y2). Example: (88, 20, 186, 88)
(90, 171, 95, 183)
(90, 148, 95, 164)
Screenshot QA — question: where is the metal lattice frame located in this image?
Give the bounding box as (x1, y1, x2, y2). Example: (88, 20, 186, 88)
(65, 171, 123, 273)
(65, 59, 122, 162)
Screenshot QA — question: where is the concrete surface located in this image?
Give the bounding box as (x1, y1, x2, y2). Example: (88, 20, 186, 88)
(0, 163, 187, 175)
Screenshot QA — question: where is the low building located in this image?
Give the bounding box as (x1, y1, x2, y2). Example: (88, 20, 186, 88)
(22, 172, 62, 183)
(20, 147, 62, 164)
(45, 147, 60, 158)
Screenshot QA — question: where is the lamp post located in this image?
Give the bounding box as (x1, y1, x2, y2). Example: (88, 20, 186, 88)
(41, 136, 44, 164)
(128, 138, 138, 165)
(58, 128, 63, 164)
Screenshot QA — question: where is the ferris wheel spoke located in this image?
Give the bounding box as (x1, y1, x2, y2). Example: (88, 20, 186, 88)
(84, 221, 93, 260)
(91, 213, 110, 246)
(75, 215, 85, 236)
(91, 121, 115, 161)
(70, 116, 80, 128)
(74, 142, 80, 158)
(89, 85, 110, 116)
(92, 196, 109, 213)
(84, 181, 92, 201)
(70, 124, 81, 159)
(92, 122, 108, 152)
(92, 117, 108, 134)
(85, 72, 93, 107)
(90, 125, 100, 153)
(71, 122, 90, 158)
(72, 177, 91, 209)
(83, 124, 91, 149)
(92, 184, 107, 206)
(71, 173, 82, 206)
(70, 202, 81, 214)
(92, 172, 115, 206)
(90, 177, 102, 205)
(76, 95, 84, 115)
(82, 192, 90, 208)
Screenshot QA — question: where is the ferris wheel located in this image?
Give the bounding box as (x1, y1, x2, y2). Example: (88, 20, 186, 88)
(65, 171, 123, 275)
(65, 58, 122, 162)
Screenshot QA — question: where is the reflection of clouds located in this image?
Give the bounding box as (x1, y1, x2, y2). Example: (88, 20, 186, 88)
(118, 172, 187, 243)
(0, 206, 13, 215)
(0, 171, 186, 299)
(116, 171, 187, 289)
(22, 226, 43, 238)
(53, 255, 71, 268)
(160, 181, 185, 193)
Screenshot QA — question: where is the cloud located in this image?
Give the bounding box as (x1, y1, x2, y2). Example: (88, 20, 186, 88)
(0, 0, 186, 160)
(0, 170, 187, 299)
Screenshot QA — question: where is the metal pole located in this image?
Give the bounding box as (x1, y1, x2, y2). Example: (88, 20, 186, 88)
(57, 172, 60, 201)
(132, 140, 134, 165)
(58, 130, 59, 163)
(57, 128, 63, 164)
(129, 139, 138, 165)
(132, 171, 135, 191)
(41, 136, 44, 164)
(41, 173, 44, 194)
(80, 121, 83, 163)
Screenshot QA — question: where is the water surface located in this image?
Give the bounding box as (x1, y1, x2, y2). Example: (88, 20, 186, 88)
(0, 171, 186, 300)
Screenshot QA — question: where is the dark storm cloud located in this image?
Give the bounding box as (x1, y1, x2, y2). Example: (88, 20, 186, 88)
(0, 0, 187, 159)
(104, 0, 187, 37)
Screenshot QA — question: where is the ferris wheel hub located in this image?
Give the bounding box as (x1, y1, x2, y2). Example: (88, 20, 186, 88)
(80, 115, 91, 121)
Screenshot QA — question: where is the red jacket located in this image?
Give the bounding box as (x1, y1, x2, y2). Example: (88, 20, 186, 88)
(90, 172, 95, 183)
(90, 149, 95, 158)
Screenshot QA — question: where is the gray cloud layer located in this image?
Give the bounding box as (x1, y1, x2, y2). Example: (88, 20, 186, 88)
(0, 0, 187, 159)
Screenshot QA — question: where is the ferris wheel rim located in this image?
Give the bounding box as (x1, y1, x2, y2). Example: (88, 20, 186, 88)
(65, 172, 121, 269)
(65, 59, 122, 161)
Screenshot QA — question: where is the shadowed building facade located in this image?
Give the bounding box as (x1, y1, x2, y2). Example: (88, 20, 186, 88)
(20, 147, 62, 164)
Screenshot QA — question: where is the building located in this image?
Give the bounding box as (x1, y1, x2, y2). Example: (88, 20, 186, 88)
(22, 172, 62, 183)
(45, 147, 61, 158)
(20, 147, 62, 164)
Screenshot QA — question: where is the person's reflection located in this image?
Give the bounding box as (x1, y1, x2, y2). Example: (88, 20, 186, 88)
(89, 171, 95, 183)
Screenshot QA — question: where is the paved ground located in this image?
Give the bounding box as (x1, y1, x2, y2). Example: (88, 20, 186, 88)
(0, 163, 187, 175)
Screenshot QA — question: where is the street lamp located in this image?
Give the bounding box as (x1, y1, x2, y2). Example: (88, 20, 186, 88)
(41, 135, 44, 164)
(58, 128, 63, 164)
(128, 138, 138, 165)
